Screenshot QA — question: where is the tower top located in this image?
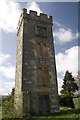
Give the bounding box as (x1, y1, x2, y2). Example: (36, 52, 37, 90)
(17, 8, 53, 34)
(22, 8, 52, 21)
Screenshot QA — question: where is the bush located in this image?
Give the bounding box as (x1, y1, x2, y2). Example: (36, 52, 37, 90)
(59, 95, 75, 109)
(73, 97, 80, 109)
(2, 95, 15, 118)
(2, 88, 16, 118)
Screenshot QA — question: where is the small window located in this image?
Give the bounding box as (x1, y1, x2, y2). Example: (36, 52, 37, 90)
(37, 58, 47, 64)
(37, 67, 43, 86)
(42, 44, 48, 58)
(37, 43, 48, 59)
(37, 43, 42, 57)
(37, 67, 50, 86)
(35, 26, 47, 37)
(43, 67, 50, 86)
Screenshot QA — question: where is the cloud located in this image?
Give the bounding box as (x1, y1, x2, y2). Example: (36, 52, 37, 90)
(0, 53, 15, 79)
(0, 66, 15, 79)
(53, 20, 62, 27)
(56, 46, 78, 76)
(0, 65, 15, 95)
(26, 2, 42, 15)
(0, 53, 15, 95)
(56, 46, 79, 94)
(0, 80, 15, 95)
(0, 0, 21, 32)
(0, 53, 11, 65)
(53, 28, 78, 44)
(57, 77, 63, 94)
(0, 1, 42, 32)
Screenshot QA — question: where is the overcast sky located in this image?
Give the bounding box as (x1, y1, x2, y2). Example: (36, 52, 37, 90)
(0, 0, 79, 95)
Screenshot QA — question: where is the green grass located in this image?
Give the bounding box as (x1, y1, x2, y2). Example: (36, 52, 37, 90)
(1, 107, 80, 120)
(30, 107, 80, 120)
(60, 107, 72, 111)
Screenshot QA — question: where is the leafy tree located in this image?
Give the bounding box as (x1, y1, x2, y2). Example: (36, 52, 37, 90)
(75, 71, 80, 96)
(60, 71, 79, 96)
(2, 88, 15, 118)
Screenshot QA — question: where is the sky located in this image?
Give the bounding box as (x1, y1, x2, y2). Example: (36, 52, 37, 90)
(0, 0, 79, 95)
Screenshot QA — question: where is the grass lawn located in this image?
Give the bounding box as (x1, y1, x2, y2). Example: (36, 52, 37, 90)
(29, 107, 80, 120)
(1, 107, 80, 120)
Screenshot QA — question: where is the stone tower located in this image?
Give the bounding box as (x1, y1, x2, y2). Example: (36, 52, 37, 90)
(14, 8, 59, 117)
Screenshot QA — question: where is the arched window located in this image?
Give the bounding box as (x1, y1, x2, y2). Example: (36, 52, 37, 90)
(37, 67, 43, 85)
(43, 67, 50, 86)
(42, 44, 48, 58)
(37, 43, 42, 57)
(37, 67, 50, 86)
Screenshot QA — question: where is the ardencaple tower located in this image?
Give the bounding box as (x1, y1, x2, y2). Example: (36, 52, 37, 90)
(14, 8, 59, 117)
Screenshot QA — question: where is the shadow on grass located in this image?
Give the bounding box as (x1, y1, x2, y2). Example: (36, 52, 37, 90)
(57, 108, 80, 115)
(31, 108, 80, 117)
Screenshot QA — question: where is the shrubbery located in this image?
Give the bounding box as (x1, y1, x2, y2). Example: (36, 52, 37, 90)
(2, 89, 15, 118)
(59, 95, 75, 109)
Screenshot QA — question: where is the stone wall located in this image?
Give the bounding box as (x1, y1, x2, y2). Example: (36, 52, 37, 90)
(14, 8, 59, 117)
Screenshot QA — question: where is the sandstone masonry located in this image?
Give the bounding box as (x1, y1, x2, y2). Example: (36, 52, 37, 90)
(14, 8, 59, 117)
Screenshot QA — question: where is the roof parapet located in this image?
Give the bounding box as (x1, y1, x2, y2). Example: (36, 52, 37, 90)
(49, 16, 53, 21)
(22, 8, 52, 22)
(29, 10, 37, 17)
(40, 13, 47, 19)
(22, 8, 27, 14)
(17, 8, 53, 35)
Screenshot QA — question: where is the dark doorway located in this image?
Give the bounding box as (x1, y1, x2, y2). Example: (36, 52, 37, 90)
(38, 94, 50, 114)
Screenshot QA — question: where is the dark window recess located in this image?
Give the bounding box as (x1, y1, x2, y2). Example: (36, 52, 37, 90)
(37, 67, 50, 86)
(35, 26, 47, 37)
(37, 58, 47, 64)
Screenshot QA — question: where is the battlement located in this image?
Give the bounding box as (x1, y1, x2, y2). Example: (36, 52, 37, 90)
(17, 8, 53, 35)
(22, 8, 52, 21)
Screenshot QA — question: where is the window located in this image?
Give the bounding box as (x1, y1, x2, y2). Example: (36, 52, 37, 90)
(37, 43, 48, 59)
(37, 67, 50, 86)
(42, 44, 48, 58)
(37, 43, 42, 57)
(37, 67, 43, 85)
(35, 26, 47, 37)
(43, 67, 50, 86)
(37, 58, 46, 64)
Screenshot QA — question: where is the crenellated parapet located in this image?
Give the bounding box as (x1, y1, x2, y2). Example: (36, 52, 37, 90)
(17, 8, 53, 35)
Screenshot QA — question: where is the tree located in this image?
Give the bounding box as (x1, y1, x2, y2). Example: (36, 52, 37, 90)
(2, 88, 15, 118)
(60, 70, 79, 96)
(75, 71, 80, 96)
